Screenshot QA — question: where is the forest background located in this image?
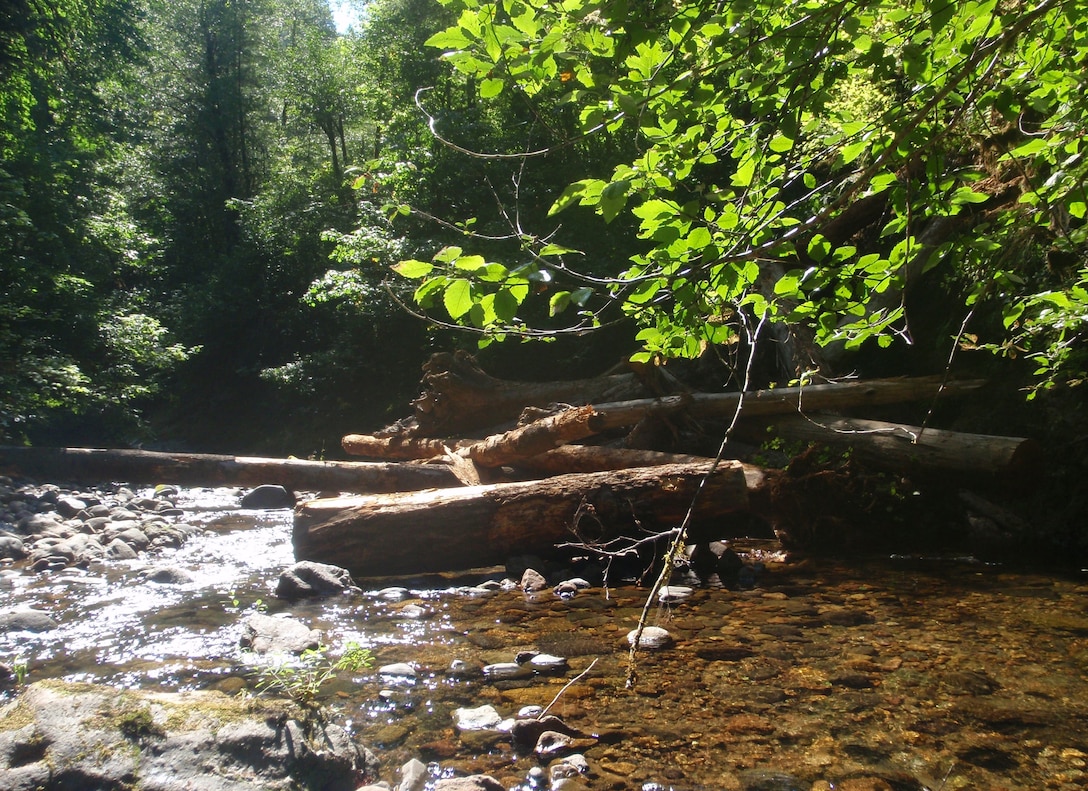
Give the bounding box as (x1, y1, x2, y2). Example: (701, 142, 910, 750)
(2, 0, 1086, 555)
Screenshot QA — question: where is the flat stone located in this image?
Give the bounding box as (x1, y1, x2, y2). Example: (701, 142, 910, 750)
(0, 609, 58, 633)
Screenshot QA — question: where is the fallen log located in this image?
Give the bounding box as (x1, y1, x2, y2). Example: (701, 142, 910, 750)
(758, 416, 1042, 479)
(0, 446, 461, 493)
(512, 445, 716, 476)
(341, 434, 468, 460)
(347, 376, 984, 470)
(293, 462, 755, 577)
(384, 350, 653, 437)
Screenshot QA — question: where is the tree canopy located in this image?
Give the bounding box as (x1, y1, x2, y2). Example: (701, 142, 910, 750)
(391, 0, 1088, 393)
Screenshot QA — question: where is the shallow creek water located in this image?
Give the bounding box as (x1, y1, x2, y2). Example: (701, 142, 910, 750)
(3, 487, 1088, 790)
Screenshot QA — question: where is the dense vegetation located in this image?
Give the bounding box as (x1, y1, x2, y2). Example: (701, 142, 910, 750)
(2, 0, 1085, 495)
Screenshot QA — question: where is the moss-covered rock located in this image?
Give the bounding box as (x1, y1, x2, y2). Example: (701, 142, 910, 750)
(0, 680, 378, 791)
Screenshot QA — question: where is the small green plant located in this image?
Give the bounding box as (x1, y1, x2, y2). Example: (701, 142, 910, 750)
(250, 642, 373, 704)
(13, 657, 28, 685)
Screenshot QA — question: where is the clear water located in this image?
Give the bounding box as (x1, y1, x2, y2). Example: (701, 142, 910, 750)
(3, 489, 1088, 790)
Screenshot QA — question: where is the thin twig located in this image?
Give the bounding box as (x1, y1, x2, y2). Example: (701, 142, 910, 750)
(538, 658, 599, 719)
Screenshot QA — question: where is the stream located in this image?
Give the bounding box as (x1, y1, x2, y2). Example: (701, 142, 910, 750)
(3, 485, 1088, 790)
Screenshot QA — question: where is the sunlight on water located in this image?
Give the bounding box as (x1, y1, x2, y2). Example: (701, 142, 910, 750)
(4, 492, 1088, 790)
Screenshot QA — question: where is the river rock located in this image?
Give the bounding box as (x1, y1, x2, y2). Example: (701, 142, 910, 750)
(399, 757, 429, 791)
(453, 704, 503, 731)
(105, 537, 139, 559)
(0, 609, 58, 633)
(379, 662, 418, 681)
(0, 680, 377, 791)
(434, 775, 505, 791)
(482, 662, 532, 681)
(658, 585, 693, 603)
(240, 484, 295, 509)
(510, 715, 587, 752)
(142, 566, 195, 585)
(276, 561, 358, 599)
(0, 533, 24, 560)
(521, 568, 548, 592)
(626, 625, 672, 649)
(239, 613, 321, 655)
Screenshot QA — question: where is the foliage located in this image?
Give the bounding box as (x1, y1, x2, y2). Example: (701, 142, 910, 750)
(249, 642, 374, 704)
(0, 0, 198, 442)
(389, 0, 1088, 390)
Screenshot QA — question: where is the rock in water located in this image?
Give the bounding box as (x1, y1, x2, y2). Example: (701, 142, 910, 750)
(0, 680, 377, 791)
(0, 609, 58, 633)
(626, 625, 672, 649)
(239, 613, 321, 655)
(240, 485, 295, 509)
(276, 561, 358, 599)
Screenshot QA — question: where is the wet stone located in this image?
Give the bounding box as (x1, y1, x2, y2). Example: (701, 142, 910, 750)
(626, 626, 672, 649)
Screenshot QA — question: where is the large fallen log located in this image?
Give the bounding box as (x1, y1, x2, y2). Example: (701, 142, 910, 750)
(0, 446, 461, 493)
(757, 415, 1042, 479)
(347, 376, 986, 467)
(293, 462, 756, 577)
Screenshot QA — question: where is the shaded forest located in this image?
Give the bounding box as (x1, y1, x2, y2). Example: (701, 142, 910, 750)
(2, 0, 1087, 558)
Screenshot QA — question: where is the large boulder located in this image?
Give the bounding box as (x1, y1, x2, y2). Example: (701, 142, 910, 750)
(0, 680, 378, 791)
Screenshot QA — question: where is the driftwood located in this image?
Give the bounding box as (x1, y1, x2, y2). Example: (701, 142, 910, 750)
(0, 446, 461, 493)
(383, 350, 653, 437)
(341, 434, 468, 460)
(760, 415, 1042, 479)
(347, 376, 986, 469)
(511, 445, 717, 476)
(293, 462, 756, 577)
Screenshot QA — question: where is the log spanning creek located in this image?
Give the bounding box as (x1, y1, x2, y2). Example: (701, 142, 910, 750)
(2, 485, 1088, 791)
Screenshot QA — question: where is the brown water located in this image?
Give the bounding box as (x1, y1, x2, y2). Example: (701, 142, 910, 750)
(3, 490, 1088, 790)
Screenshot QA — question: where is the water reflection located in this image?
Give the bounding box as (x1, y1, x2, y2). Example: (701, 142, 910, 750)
(2, 492, 1088, 789)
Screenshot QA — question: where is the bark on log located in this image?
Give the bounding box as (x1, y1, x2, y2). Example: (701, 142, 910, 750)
(512, 445, 716, 476)
(382, 350, 652, 437)
(761, 416, 1042, 479)
(0, 446, 461, 493)
(293, 462, 754, 577)
(341, 434, 467, 460)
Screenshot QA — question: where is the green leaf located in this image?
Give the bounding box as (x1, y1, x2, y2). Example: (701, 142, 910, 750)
(425, 29, 473, 49)
(434, 246, 463, 263)
(950, 187, 991, 205)
(769, 134, 794, 153)
(454, 254, 487, 271)
(549, 290, 571, 316)
(392, 260, 434, 279)
(480, 78, 504, 99)
(444, 279, 474, 319)
(599, 179, 631, 222)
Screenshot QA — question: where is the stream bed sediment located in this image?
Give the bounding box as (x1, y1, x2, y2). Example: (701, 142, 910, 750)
(2, 478, 1088, 790)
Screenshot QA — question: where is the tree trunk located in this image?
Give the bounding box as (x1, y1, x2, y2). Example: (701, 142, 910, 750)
(759, 415, 1042, 480)
(0, 447, 460, 493)
(293, 462, 754, 577)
